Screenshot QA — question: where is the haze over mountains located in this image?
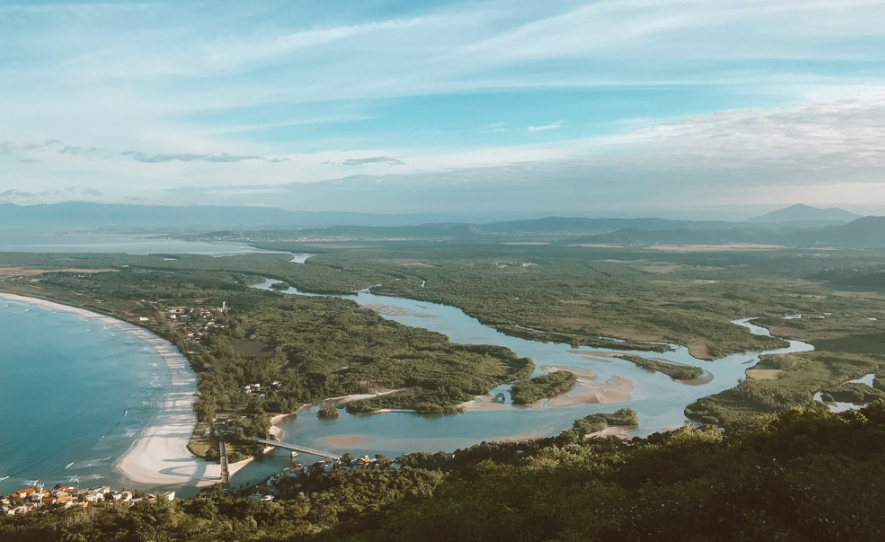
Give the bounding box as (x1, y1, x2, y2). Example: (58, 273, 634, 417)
(1, 202, 881, 249)
(746, 203, 861, 227)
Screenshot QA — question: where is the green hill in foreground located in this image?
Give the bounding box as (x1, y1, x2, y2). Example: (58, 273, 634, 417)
(4, 404, 885, 541)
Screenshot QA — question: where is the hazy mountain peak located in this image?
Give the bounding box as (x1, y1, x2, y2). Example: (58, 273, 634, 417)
(747, 204, 861, 224)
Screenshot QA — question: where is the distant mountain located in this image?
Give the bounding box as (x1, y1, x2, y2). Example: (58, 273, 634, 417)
(787, 216, 885, 249)
(479, 217, 739, 234)
(562, 216, 885, 250)
(0, 203, 481, 230)
(575, 227, 781, 247)
(747, 204, 861, 225)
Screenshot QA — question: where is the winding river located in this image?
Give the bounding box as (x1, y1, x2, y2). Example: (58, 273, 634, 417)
(231, 277, 814, 486)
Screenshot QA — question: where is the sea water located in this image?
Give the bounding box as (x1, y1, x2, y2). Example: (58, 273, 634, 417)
(0, 300, 170, 495)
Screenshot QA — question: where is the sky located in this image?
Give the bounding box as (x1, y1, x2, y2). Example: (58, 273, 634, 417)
(1, 0, 884, 219)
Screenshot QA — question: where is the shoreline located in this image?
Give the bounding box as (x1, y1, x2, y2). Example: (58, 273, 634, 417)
(0, 293, 223, 491)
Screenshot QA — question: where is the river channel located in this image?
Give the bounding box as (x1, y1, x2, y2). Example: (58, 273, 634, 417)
(231, 277, 815, 486)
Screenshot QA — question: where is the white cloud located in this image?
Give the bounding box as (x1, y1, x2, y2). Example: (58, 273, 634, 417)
(527, 121, 563, 132)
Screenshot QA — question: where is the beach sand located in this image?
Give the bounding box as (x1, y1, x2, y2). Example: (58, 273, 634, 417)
(586, 426, 630, 439)
(540, 365, 634, 406)
(459, 395, 508, 412)
(0, 293, 224, 490)
(546, 376, 634, 406)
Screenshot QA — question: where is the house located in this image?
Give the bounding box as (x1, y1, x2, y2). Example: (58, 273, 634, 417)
(163, 491, 175, 501)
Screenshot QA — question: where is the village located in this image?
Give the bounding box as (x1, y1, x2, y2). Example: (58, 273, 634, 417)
(156, 302, 229, 350)
(2, 483, 175, 516)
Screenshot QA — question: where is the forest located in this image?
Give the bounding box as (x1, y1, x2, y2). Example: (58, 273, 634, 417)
(509, 371, 578, 404)
(1, 240, 883, 443)
(2, 404, 885, 541)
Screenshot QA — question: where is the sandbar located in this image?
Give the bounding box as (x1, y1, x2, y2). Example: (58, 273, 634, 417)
(459, 395, 508, 412)
(322, 435, 367, 448)
(362, 304, 440, 318)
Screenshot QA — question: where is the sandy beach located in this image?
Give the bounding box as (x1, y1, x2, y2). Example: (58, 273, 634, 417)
(0, 293, 224, 490)
(541, 365, 634, 406)
(318, 389, 401, 405)
(586, 426, 630, 439)
(459, 394, 508, 412)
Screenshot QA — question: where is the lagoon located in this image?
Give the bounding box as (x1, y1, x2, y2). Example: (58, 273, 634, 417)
(230, 279, 814, 487)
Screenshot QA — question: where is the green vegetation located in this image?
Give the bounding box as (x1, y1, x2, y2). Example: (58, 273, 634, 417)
(0, 251, 532, 454)
(4, 405, 885, 541)
(317, 407, 339, 418)
(269, 281, 290, 290)
(573, 408, 639, 435)
(509, 370, 578, 404)
(2, 240, 885, 449)
(617, 355, 703, 380)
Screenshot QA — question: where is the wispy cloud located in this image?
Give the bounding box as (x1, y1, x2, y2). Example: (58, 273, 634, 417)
(2, 1, 885, 212)
(527, 121, 563, 132)
(0, 189, 36, 198)
(340, 156, 406, 166)
(122, 151, 264, 163)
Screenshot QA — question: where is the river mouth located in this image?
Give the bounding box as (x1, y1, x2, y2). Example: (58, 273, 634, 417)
(232, 277, 814, 485)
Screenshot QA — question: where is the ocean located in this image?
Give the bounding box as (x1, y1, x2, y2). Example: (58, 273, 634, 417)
(0, 300, 170, 495)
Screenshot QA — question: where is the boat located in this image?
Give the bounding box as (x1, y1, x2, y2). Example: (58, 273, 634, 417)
(290, 451, 299, 459)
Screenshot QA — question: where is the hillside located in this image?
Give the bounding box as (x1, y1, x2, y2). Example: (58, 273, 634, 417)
(787, 216, 885, 248)
(3, 404, 885, 541)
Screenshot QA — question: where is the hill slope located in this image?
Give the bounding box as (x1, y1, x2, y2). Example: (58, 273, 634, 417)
(748, 203, 860, 225)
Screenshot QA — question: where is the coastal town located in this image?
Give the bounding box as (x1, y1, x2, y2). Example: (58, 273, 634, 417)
(2, 483, 174, 516)
(3, 453, 405, 515)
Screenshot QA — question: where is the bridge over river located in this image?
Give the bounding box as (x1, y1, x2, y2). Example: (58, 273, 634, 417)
(251, 438, 341, 460)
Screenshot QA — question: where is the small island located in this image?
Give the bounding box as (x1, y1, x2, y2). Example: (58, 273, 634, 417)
(269, 281, 290, 291)
(317, 407, 340, 419)
(572, 408, 639, 436)
(510, 371, 578, 404)
(616, 355, 703, 381)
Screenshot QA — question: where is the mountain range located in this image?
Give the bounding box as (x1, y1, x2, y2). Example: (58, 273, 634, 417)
(1, 202, 881, 249)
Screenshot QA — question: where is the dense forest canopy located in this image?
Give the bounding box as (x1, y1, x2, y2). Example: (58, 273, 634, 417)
(2, 404, 885, 541)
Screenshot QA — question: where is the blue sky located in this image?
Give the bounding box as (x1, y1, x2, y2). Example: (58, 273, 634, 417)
(2, 0, 885, 218)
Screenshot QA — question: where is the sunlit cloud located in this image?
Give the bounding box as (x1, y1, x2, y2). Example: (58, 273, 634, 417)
(1, 0, 884, 214)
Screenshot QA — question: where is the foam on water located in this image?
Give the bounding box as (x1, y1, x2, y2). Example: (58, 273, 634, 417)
(0, 302, 171, 495)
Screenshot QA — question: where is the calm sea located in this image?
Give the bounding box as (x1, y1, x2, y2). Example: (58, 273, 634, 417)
(0, 300, 170, 495)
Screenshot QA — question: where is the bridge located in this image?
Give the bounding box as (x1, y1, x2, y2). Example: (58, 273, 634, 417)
(251, 438, 341, 460)
(218, 437, 231, 489)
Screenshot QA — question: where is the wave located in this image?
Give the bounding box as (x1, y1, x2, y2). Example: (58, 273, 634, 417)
(0, 476, 9, 482)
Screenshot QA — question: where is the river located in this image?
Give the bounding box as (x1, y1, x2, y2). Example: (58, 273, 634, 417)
(230, 278, 814, 487)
